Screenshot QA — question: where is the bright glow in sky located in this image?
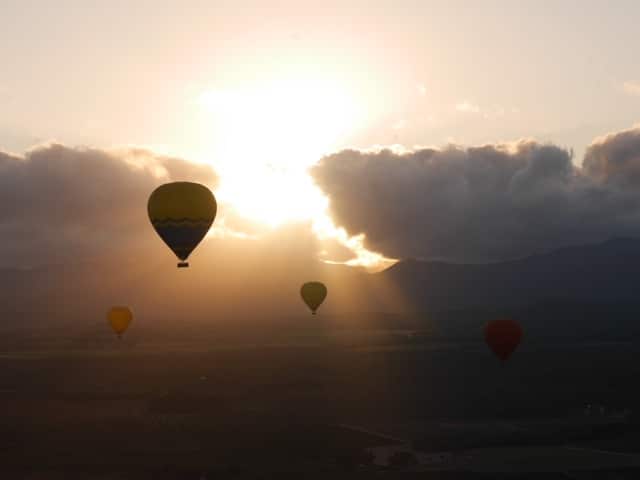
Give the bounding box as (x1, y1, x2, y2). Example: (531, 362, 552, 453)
(195, 73, 364, 227)
(189, 71, 388, 268)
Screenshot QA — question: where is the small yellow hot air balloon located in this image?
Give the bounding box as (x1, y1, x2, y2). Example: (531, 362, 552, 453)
(148, 182, 217, 268)
(107, 306, 132, 339)
(300, 282, 327, 315)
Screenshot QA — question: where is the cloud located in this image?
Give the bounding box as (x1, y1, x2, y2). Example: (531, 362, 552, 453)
(0, 142, 378, 276)
(312, 127, 640, 262)
(454, 101, 513, 119)
(0, 143, 217, 266)
(583, 127, 640, 186)
(622, 81, 640, 96)
(455, 101, 480, 114)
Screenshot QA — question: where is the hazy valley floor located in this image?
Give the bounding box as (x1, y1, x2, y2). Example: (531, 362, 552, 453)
(2, 323, 640, 479)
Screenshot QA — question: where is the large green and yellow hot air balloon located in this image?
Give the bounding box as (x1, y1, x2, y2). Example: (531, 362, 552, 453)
(300, 281, 327, 315)
(107, 306, 132, 339)
(148, 182, 217, 267)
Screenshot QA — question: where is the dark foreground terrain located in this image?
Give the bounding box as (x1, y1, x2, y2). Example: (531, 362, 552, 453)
(2, 320, 640, 479)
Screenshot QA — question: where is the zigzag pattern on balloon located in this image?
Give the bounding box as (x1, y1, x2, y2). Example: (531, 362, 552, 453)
(147, 182, 217, 265)
(150, 218, 215, 228)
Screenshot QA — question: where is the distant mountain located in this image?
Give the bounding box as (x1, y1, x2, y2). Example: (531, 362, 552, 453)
(377, 237, 640, 311)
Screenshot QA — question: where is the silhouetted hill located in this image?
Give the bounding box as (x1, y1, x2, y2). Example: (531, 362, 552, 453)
(379, 237, 640, 311)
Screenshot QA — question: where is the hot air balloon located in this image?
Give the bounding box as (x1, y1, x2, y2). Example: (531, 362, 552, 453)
(300, 282, 327, 315)
(147, 182, 217, 268)
(484, 319, 523, 363)
(108, 306, 132, 339)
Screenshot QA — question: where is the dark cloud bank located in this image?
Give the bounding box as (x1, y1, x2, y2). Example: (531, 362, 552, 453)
(312, 126, 640, 262)
(3, 127, 640, 269)
(0, 143, 216, 266)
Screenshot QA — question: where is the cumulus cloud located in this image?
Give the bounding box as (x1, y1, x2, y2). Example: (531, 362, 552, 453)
(312, 127, 640, 262)
(0, 143, 217, 266)
(622, 81, 640, 96)
(583, 127, 640, 186)
(455, 101, 481, 114)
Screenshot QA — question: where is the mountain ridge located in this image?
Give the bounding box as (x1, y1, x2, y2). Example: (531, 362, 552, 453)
(375, 236, 640, 311)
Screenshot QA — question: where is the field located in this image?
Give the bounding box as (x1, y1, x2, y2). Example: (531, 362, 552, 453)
(2, 320, 640, 478)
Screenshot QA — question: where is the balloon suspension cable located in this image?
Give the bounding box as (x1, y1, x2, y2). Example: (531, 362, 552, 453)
(312, 311, 317, 315)
(177, 261, 189, 268)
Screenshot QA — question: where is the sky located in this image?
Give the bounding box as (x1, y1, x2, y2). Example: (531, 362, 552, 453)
(2, 1, 640, 272)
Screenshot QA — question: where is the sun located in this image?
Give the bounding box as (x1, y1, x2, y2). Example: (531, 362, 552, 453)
(195, 73, 364, 227)
(189, 71, 392, 270)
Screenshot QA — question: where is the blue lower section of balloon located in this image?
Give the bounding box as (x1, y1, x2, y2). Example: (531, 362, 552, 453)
(153, 224, 211, 260)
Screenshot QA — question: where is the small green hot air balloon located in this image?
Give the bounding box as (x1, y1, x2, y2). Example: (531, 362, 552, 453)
(148, 182, 217, 268)
(300, 281, 327, 315)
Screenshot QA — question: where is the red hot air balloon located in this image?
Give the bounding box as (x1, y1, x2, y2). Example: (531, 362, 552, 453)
(484, 319, 523, 363)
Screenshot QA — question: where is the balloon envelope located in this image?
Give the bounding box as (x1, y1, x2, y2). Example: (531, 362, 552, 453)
(484, 319, 522, 362)
(108, 306, 132, 338)
(300, 282, 327, 314)
(147, 182, 217, 267)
